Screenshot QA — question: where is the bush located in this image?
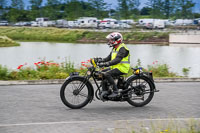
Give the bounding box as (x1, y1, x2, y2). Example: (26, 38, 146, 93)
(0, 65, 9, 80)
(17, 67, 39, 80)
(0, 59, 185, 80)
(147, 62, 178, 77)
(55, 72, 69, 79)
(182, 67, 190, 77)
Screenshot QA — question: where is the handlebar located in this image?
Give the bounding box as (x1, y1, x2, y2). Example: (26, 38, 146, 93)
(90, 58, 97, 68)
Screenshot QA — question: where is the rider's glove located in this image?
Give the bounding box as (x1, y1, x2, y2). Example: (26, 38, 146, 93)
(94, 57, 103, 63)
(98, 62, 110, 67)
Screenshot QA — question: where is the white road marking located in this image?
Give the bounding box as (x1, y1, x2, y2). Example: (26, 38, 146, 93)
(0, 118, 200, 127)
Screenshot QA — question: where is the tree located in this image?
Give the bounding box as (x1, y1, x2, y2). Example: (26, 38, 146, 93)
(43, 0, 62, 20)
(64, 0, 82, 20)
(129, 0, 140, 18)
(146, 0, 164, 18)
(163, 0, 170, 18)
(7, 0, 25, 22)
(47, 0, 60, 5)
(11, 0, 24, 10)
(140, 7, 151, 15)
(29, 0, 43, 10)
(118, 0, 140, 19)
(88, 0, 107, 18)
(28, 0, 43, 20)
(176, 0, 195, 19)
(0, 0, 6, 9)
(118, 0, 129, 19)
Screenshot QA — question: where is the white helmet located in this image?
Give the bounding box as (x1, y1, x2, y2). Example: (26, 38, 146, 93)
(106, 32, 123, 47)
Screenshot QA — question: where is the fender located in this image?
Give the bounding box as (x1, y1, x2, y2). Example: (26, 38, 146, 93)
(65, 75, 94, 103)
(126, 74, 156, 90)
(141, 73, 156, 90)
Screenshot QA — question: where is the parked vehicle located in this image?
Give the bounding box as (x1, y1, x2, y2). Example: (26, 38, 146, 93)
(118, 21, 132, 29)
(42, 21, 56, 27)
(36, 17, 49, 22)
(144, 23, 153, 29)
(139, 19, 155, 25)
(36, 17, 49, 27)
(121, 19, 136, 25)
(77, 17, 97, 28)
(174, 19, 193, 25)
(14, 22, 31, 26)
(144, 20, 165, 29)
(0, 21, 9, 26)
(68, 21, 79, 28)
(56, 19, 68, 28)
(153, 20, 165, 29)
(60, 58, 159, 109)
(98, 18, 119, 29)
(194, 19, 200, 25)
(164, 20, 175, 26)
(31, 21, 39, 27)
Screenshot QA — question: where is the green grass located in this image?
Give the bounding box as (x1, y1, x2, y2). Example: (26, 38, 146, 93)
(0, 27, 169, 43)
(0, 35, 20, 47)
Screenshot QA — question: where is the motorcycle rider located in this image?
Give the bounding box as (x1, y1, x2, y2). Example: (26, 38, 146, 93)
(95, 32, 130, 98)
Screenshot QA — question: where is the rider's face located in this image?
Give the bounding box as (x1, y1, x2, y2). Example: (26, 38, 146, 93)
(107, 38, 114, 45)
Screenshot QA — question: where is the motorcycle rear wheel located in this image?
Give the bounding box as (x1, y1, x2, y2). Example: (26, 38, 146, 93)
(126, 76, 154, 107)
(60, 77, 93, 109)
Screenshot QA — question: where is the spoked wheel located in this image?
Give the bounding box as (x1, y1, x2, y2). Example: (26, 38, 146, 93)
(60, 77, 93, 109)
(126, 76, 154, 107)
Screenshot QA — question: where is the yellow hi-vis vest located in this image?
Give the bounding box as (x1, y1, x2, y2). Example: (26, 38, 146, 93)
(110, 43, 130, 73)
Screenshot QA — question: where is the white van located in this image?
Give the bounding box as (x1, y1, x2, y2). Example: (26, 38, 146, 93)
(153, 20, 165, 29)
(143, 19, 165, 29)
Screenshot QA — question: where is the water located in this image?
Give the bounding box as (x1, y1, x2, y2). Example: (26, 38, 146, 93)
(0, 42, 200, 77)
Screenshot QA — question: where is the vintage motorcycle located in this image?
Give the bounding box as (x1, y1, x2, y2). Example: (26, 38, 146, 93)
(60, 59, 159, 109)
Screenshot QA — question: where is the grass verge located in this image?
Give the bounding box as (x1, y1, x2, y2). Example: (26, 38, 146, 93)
(0, 27, 169, 44)
(103, 119, 200, 133)
(0, 35, 20, 47)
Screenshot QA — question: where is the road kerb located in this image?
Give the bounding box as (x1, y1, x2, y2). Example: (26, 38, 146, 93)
(0, 78, 200, 86)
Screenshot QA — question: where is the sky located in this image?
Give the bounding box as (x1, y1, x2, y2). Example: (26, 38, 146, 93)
(6, 0, 200, 12)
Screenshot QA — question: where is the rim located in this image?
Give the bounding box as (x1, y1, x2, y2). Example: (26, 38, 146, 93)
(128, 78, 151, 103)
(64, 80, 89, 106)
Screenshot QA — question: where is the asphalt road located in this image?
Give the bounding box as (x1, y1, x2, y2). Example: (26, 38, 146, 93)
(0, 82, 200, 133)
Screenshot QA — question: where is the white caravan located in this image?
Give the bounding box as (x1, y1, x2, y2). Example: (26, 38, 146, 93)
(121, 19, 136, 24)
(42, 21, 56, 27)
(139, 19, 155, 25)
(174, 19, 193, 25)
(56, 19, 68, 28)
(36, 17, 49, 27)
(77, 17, 97, 28)
(68, 21, 79, 28)
(98, 18, 119, 29)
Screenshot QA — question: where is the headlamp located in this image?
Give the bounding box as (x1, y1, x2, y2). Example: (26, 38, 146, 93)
(87, 71, 91, 76)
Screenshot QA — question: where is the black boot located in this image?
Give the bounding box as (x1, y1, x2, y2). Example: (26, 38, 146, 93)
(108, 85, 120, 98)
(103, 72, 120, 98)
(100, 80, 109, 100)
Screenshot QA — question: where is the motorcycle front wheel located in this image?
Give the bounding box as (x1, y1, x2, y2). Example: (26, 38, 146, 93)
(60, 77, 93, 109)
(126, 75, 154, 107)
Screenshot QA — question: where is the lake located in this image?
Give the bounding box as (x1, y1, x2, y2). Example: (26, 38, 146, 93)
(0, 42, 200, 77)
